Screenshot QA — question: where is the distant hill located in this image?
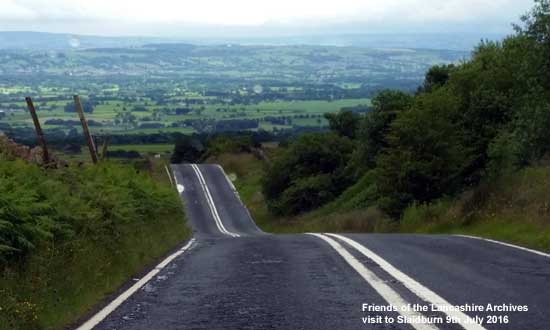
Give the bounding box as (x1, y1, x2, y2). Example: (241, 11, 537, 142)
(206, 33, 508, 52)
(0, 31, 506, 51)
(0, 31, 165, 50)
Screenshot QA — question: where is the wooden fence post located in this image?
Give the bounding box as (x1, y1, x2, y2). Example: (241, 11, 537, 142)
(73, 95, 98, 164)
(25, 97, 50, 165)
(100, 136, 110, 161)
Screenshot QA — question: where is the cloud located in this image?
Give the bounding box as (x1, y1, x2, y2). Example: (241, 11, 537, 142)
(0, 0, 36, 19)
(0, 0, 534, 34)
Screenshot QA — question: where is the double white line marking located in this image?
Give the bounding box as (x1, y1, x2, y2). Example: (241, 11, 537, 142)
(309, 233, 486, 330)
(191, 164, 240, 238)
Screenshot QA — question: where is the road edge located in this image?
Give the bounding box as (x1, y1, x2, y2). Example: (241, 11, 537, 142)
(454, 234, 550, 258)
(69, 237, 196, 330)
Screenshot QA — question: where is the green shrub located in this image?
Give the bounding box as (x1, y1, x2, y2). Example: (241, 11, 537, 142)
(486, 131, 523, 178)
(274, 174, 334, 216)
(206, 135, 253, 157)
(401, 200, 454, 232)
(375, 88, 470, 217)
(0, 156, 189, 329)
(317, 170, 378, 214)
(262, 132, 354, 216)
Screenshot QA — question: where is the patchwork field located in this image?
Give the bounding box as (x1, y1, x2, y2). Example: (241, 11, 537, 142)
(0, 98, 371, 134)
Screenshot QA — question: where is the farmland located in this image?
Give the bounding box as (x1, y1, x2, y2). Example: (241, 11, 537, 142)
(0, 98, 371, 134)
(0, 43, 466, 155)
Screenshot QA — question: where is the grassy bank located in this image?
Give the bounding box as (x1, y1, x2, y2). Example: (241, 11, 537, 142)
(0, 156, 190, 330)
(211, 151, 550, 253)
(399, 165, 550, 252)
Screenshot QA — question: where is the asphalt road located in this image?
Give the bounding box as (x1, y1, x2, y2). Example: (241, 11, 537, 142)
(86, 164, 550, 330)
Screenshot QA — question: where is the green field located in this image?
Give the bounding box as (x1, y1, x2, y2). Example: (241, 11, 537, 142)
(109, 144, 174, 153)
(0, 98, 371, 135)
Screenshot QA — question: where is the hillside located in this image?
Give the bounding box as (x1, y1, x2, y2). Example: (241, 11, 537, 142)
(0, 31, 165, 50)
(0, 31, 501, 51)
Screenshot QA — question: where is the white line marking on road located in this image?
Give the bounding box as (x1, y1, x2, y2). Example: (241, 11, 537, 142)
(327, 234, 486, 330)
(191, 164, 239, 237)
(172, 170, 185, 193)
(454, 234, 550, 258)
(308, 233, 438, 330)
(165, 164, 174, 186)
(216, 164, 238, 192)
(216, 164, 264, 234)
(76, 238, 196, 330)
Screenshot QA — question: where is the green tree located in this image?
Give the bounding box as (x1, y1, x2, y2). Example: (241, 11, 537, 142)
(516, 0, 550, 88)
(171, 137, 205, 163)
(262, 132, 354, 215)
(444, 38, 527, 184)
(64, 99, 94, 113)
(376, 89, 472, 217)
(324, 110, 360, 139)
(419, 64, 455, 93)
(351, 90, 413, 176)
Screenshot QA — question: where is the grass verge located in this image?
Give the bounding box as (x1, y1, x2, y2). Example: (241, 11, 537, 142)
(400, 166, 550, 252)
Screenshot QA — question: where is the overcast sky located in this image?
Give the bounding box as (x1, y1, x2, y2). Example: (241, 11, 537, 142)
(0, 0, 534, 37)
